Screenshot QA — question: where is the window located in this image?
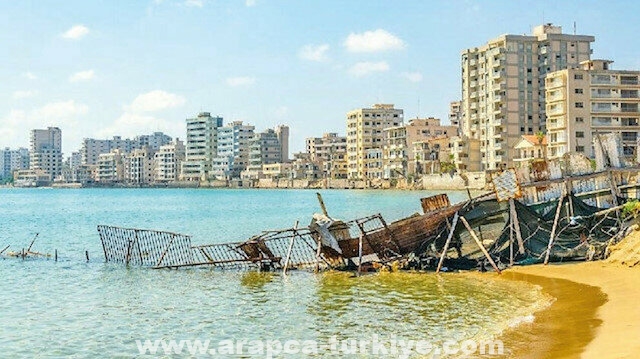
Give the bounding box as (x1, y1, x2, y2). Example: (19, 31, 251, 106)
(575, 102, 584, 108)
(574, 88, 583, 94)
(576, 146, 585, 152)
(576, 117, 584, 123)
(576, 131, 585, 138)
(574, 74, 583, 80)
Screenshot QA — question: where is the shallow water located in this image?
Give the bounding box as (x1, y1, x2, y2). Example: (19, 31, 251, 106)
(0, 188, 548, 357)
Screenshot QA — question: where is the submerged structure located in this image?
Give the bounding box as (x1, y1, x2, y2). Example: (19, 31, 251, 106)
(98, 134, 640, 272)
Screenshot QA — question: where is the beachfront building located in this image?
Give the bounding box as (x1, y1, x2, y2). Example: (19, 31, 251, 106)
(450, 136, 482, 172)
(96, 150, 125, 183)
(30, 127, 63, 180)
(346, 104, 403, 179)
(545, 59, 640, 160)
(80, 132, 171, 166)
(382, 117, 457, 179)
(305, 133, 347, 179)
(241, 126, 289, 179)
(514, 135, 548, 168)
(0, 147, 29, 181)
(461, 23, 595, 170)
(154, 139, 185, 183)
(134, 132, 172, 151)
(125, 147, 155, 185)
(413, 137, 452, 175)
(211, 121, 255, 180)
(180, 112, 223, 181)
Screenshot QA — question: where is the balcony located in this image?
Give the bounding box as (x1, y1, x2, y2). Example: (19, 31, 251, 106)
(470, 70, 477, 77)
(494, 95, 502, 103)
(470, 80, 478, 88)
(492, 59, 502, 68)
(547, 119, 566, 129)
(470, 91, 478, 99)
(470, 102, 478, 110)
(547, 105, 565, 116)
(491, 71, 502, 79)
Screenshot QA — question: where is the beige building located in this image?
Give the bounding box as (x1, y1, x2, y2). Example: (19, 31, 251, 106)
(305, 133, 347, 179)
(346, 104, 403, 179)
(513, 135, 548, 167)
(449, 101, 462, 130)
(30, 127, 63, 179)
(125, 147, 155, 184)
(450, 136, 482, 172)
(155, 139, 185, 182)
(413, 136, 452, 175)
(96, 150, 125, 183)
(461, 24, 594, 170)
(546, 59, 640, 160)
(382, 117, 457, 178)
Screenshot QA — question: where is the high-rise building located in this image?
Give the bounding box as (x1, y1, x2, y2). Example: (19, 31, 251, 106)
(96, 150, 125, 183)
(449, 101, 462, 131)
(0, 147, 29, 180)
(346, 104, 403, 179)
(306, 133, 347, 179)
(81, 132, 172, 165)
(134, 132, 172, 150)
(211, 121, 255, 180)
(275, 125, 290, 163)
(155, 139, 185, 183)
(180, 112, 223, 181)
(461, 24, 594, 170)
(242, 128, 287, 179)
(30, 127, 63, 179)
(545, 59, 640, 160)
(125, 147, 155, 184)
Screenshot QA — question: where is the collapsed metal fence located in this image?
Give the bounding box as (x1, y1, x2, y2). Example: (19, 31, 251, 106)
(97, 214, 392, 270)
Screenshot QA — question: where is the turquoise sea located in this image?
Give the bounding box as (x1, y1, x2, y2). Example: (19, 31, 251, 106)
(0, 189, 547, 357)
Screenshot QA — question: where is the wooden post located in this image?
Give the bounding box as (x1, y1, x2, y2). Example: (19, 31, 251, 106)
(0, 245, 9, 255)
(509, 199, 525, 254)
(316, 192, 329, 217)
(459, 216, 501, 274)
(314, 236, 322, 273)
(436, 212, 459, 273)
(85, 250, 89, 262)
(27, 233, 39, 252)
(357, 234, 364, 275)
(22, 248, 25, 260)
(509, 216, 514, 267)
(544, 195, 565, 265)
(282, 221, 299, 275)
(54, 249, 58, 262)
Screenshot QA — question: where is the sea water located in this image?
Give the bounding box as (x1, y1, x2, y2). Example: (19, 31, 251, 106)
(0, 188, 548, 357)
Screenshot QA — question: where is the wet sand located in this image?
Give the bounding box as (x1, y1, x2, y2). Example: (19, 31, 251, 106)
(503, 262, 640, 358)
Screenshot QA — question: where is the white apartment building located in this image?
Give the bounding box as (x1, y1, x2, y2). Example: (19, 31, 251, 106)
(155, 139, 185, 182)
(30, 127, 63, 179)
(546, 59, 640, 159)
(346, 104, 403, 179)
(96, 150, 125, 183)
(125, 147, 155, 184)
(211, 121, 255, 180)
(242, 127, 288, 179)
(461, 24, 594, 170)
(180, 112, 223, 181)
(81, 132, 172, 166)
(0, 147, 29, 180)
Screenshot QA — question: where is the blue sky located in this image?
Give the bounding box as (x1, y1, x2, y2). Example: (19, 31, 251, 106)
(2, 0, 640, 154)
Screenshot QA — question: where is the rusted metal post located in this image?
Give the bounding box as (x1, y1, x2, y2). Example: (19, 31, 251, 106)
(544, 195, 565, 265)
(314, 237, 322, 273)
(509, 216, 514, 267)
(85, 250, 89, 262)
(0, 245, 9, 255)
(27, 233, 39, 253)
(316, 192, 329, 217)
(509, 199, 525, 254)
(282, 221, 299, 275)
(357, 234, 364, 275)
(436, 212, 459, 273)
(54, 249, 58, 262)
(459, 216, 501, 274)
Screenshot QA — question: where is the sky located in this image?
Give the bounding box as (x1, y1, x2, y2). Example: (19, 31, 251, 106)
(2, 0, 640, 155)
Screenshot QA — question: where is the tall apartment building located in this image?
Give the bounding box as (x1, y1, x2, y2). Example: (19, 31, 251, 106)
(382, 117, 457, 178)
(180, 112, 223, 181)
(30, 127, 63, 179)
(211, 121, 255, 180)
(155, 139, 185, 183)
(449, 101, 462, 131)
(275, 125, 290, 163)
(461, 24, 594, 170)
(96, 150, 125, 183)
(346, 104, 403, 179)
(0, 147, 29, 180)
(242, 127, 288, 179)
(125, 147, 155, 184)
(81, 132, 172, 165)
(545, 59, 640, 159)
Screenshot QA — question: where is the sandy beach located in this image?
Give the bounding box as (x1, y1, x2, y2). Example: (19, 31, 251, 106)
(498, 228, 640, 358)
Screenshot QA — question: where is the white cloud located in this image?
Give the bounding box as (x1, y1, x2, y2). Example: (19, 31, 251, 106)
(12, 90, 37, 100)
(69, 70, 95, 82)
(61, 25, 90, 40)
(344, 29, 406, 53)
(33, 100, 89, 119)
(184, 0, 203, 7)
(245, 0, 256, 7)
(24, 72, 37, 80)
(129, 90, 186, 113)
(348, 61, 390, 77)
(226, 76, 256, 87)
(298, 44, 330, 62)
(401, 71, 423, 83)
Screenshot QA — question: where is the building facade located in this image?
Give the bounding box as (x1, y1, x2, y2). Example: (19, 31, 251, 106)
(96, 150, 125, 183)
(546, 59, 640, 159)
(0, 148, 29, 181)
(305, 133, 347, 179)
(346, 104, 403, 179)
(30, 127, 63, 179)
(155, 139, 185, 183)
(449, 101, 463, 131)
(125, 147, 155, 184)
(461, 24, 594, 170)
(211, 121, 255, 180)
(180, 112, 223, 181)
(81, 132, 172, 166)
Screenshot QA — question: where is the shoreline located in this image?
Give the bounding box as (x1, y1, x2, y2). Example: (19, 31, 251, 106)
(498, 261, 640, 358)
